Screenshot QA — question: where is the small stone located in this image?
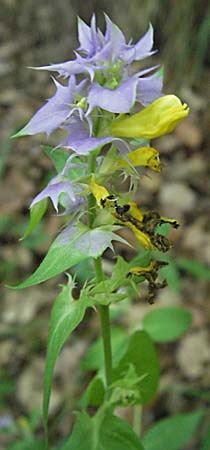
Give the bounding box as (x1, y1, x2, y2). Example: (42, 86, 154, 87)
(155, 287, 181, 307)
(17, 358, 61, 414)
(154, 134, 181, 153)
(167, 156, 207, 182)
(140, 172, 162, 193)
(180, 86, 207, 111)
(0, 341, 14, 365)
(175, 120, 202, 149)
(159, 182, 196, 219)
(183, 223, 207, 254)
(176, 330, 210, 378)
(2, 288, 47, 324)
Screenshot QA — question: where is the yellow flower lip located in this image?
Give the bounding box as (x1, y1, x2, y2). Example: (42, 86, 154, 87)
(117, 146, 161, 173)
(89, 177, 109, 207)
(111, 94, 189, 139)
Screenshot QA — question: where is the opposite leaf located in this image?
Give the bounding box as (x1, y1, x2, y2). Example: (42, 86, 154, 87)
(43, 276, 93, 436)
(62, 409, 146, 450)
(20, 198, 48, 240)
(142, 410, 204, 450)
(79, 375, 105, 408)
(81, 327, 128, 372)
(112, 330, 159, 404)
(142, 307, 192, 342)
(15, 223, 126, 288)
(43, 146, 69, 173)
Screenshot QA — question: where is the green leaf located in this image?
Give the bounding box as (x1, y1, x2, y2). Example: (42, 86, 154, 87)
(43, 276, 92, 436)
(88, 257, 130, 300)
(11, 128, 29, 138)
(142, 307, 192, 342)
(166, 263, 181, 292)
(62, 409, 146, 450)
(98, 412, 146, 450)
(185, 388, 210, 402)
(109, 256, 130, 290)
(20, 198, 48, 240)
(142, 410, 204, 450)
(79, 375, 105, 407)
(130, 138, 150, 147)
(43, 146, 86, 181)
(129, 251, 152, 268)
(14, 224, 125, 288)
(156, 66, 164, 80)
(43, 146, 69, 172)
(61, 412, 93, 450)
(159, 259, 180, 292)
(113, 330, 159, 404)
(155, 223, 169, 236)
(176, 257, 210, 280)
(109, 364, 148, 407)
(202, 427, 210, 450)
(70, 259, 95, 283)
(81, 327, 128, 372)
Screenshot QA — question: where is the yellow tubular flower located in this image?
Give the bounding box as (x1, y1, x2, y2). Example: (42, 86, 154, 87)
(128, 260, 167, 277)
(111, 95, 189, 139)
(99, 195, 178, 252)
(128, 224, 156, 250)
(126, 202, 144, 221)
(109, 200, 177, 252)
(128, 260, 168, 304)
(89, 178, 109, 207)
(117, 147, 161, 173)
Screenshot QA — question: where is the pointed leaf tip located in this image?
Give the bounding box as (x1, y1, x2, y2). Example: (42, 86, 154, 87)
(11, 128, 29, 139)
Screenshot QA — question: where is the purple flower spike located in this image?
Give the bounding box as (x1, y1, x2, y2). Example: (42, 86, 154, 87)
(15, 15, 163, 143)
(32, 15, 157, 85)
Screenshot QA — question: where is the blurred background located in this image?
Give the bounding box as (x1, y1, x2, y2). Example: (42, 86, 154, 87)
(0, 0, 210, 449)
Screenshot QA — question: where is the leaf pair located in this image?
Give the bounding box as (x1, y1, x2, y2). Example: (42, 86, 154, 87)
(62, 409, 146, 450)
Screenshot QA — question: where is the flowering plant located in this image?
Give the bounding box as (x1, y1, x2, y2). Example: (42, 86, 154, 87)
(13, 14, 199, 450)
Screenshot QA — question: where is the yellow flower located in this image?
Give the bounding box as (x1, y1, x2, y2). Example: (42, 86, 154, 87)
(128, 224, 156, 250)
(111, 95, 189, 139)
(89, 178, 109, 207)
(90, 186, 179, 253)
(128, 260, 168, 304)
(117, 147, 161, 173)
(109, 201, 179, 252)
(128, 260, 167, 277)
(125, 202, 144, 222)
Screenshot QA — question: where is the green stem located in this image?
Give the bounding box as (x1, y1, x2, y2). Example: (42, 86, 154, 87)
(87, 152, 113, 388)
(94, 257, 112, 387)
(99, 304, 112, 386)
